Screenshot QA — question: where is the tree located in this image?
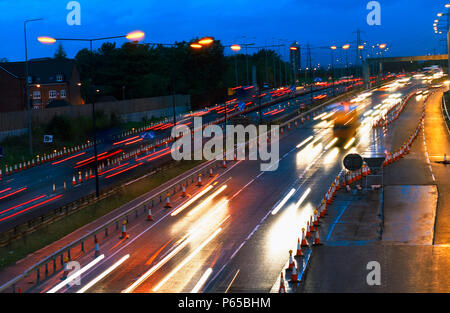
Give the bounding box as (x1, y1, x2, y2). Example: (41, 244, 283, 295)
(54, 43, 67, 59)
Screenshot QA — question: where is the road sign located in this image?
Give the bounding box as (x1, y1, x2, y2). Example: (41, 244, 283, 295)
(343, 153, 363, 171)
(141, 131, 156, 140)
(44, 135, 53, 143)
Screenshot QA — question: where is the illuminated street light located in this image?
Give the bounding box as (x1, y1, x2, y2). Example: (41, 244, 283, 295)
(37, 36, 56, 44)
(358, 45, 364, 50)
(198, 37, 214, 45)
(190, 43, 203, 49)
(125, 30, 145, 41)
(438, 12, 443, 17)
(342, 44, 350, 50)
(379, 44, 387, 49)
(231, 44, 242, 51)
(331, 45, 337, 50)
(289, 46, 298, 51)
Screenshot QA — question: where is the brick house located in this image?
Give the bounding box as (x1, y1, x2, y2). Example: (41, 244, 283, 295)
(0, 58, 83, 112)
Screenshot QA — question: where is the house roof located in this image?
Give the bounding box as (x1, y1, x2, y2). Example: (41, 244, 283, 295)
(0, 58, 76, 84)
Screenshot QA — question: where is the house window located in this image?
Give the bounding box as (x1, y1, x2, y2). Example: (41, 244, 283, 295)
(49, 90, 57, 99)
(60, 89, 66, 98)
(56, 74, 64, 82)
(33, 91, 41, 99)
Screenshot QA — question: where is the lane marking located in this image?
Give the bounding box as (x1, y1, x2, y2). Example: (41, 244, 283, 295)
(224, 269, 240, 293)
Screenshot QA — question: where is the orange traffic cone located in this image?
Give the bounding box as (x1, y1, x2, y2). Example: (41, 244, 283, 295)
(78, 172, 82, 183)
(61, 257, 69, 280)
(209, 168, 214, 177)
(288, 250, 295, 270)
(314, 230, 322, 246)
(72, 175, 76, 185)
(85, 171, 89, 181)
(301, 228, 308, 246)
(197, 174, 203, 187)
(290, 263, 299, 283)
(182, 184, 187, 197)
(279, 273, 286, 293)
(309, 216, 314, 232)
(313, 210, 319, 227)
(306, 221, 311, 238)
(120, 220, 129, 239)
(222, 160, 227, 168)
(147, 206, 153, 221)
(164, 193, 172, 208)
(295, 238, 303, 257)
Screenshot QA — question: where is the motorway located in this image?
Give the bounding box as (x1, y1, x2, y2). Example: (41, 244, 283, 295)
(0, 82, 351, 232)
(15, 76, 429, 293)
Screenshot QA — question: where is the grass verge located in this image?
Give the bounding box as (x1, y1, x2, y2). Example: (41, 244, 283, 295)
(0, 159, 202, 270)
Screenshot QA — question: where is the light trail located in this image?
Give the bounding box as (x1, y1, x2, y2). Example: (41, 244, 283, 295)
(0, 187, 27, 201)
(187, 185, 228, 217)
(124, 138, 144, 146)
(271, 188, 296, 215)
(296, 136, 314, 149)
(344, 137, 356, 150)
(324, 138, 338, 150)
(113, 136, 140, 146)
(313, 112, 327, 120)
(0, 188, 11, 194)
(191, 268, 213, 293)
(99, 163, 130, 176)
(104, 162, 143, 179)
(152, 227, 223, 292)
(136, 148, 170, 162)
(77, 254, 130, 293)
(0, 194, 45, 215)
(293, 188, 311, 210)
(122, 232, 195, 293)
(52, 152, 86, 165)
(0, 195, 62, 222)
(171, 185, 214, 216)
(47, 254, 105, 293)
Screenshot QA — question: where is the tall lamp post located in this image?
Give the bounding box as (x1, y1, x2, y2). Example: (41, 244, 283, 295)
(330, 46, 337, 96)
(24, 18, 43, 157)
(342, 44, 350, 86)
(38, 31, 145, 197)
(230, 44, 242, 87)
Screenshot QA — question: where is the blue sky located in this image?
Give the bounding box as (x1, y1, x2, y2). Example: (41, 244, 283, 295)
(0, 0, 447, 66)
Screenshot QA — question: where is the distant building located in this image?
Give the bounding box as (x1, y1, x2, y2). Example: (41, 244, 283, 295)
(289, 42, 301, 81)
(0, 58, 83, 113)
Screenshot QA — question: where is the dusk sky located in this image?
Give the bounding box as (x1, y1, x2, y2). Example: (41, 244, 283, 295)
(0, 0, 447, 67)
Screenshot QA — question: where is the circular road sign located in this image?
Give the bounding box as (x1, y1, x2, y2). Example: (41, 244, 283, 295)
(343, 153, 363, 171)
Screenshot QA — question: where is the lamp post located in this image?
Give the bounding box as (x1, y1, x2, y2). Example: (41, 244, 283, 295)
(342, 44, 350, 86)
(330, 46, 337, 96)
(38, 31, 145, 197)
(231, 44, 242, 87)
(24, 18, 43, 157)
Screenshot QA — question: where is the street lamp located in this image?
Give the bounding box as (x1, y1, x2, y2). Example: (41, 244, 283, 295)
(38, 30, 145, 198)
(230, 44, 241, 87)
(24, 18, 44, 157)
(342, 44, 350, 82)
